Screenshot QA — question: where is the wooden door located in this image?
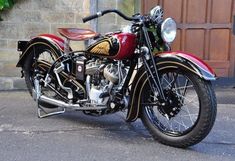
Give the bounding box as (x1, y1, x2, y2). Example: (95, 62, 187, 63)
(142, 0, 235, 77)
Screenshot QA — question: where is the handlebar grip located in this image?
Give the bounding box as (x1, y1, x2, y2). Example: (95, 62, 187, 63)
(82, 13, 100, 23)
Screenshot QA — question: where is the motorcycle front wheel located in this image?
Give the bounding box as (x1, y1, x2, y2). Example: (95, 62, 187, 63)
(140, 68, 217, 148)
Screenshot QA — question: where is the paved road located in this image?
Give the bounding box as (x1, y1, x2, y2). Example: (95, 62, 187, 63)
(0, 90, 234, 161)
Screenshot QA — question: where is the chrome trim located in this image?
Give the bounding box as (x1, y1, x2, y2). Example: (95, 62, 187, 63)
(86, 75, 91, 99)
(37, 107, 65, 118)
(33, 77, 41, 101)
(54, 63, 73, 99)
(64, 38, 70, 55)
(97, 11, 102, 17)
(39, 95, 106, 110)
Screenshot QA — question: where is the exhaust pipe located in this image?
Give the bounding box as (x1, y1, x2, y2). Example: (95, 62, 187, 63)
(39, 95, 78, 108)
(33, 76, 106, 111)
(39, 95, 106, 110)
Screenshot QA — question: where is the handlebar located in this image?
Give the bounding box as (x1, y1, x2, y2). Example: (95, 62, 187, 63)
(82, 9, 139, 23)
(82, 14, 100, 23)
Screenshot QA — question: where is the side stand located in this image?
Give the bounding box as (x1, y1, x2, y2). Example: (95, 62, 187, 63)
(37, 104, 66, 118)
(34, 76, 66, 118)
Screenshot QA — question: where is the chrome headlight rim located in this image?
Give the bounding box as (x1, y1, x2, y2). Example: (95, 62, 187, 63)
(150, 5, 164, 24)
(161, 18, 177, 43)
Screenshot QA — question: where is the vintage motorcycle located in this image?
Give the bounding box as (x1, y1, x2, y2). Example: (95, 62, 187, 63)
(16, 6, 217, 148)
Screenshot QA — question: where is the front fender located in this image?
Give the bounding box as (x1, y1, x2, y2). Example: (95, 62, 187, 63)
(157, 51, 216, 80)
(126, 51, 216, 122)
(16, 34, 65, 67)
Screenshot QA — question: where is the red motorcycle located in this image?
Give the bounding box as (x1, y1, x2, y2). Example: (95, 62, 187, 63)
(16, 6, 217, 148)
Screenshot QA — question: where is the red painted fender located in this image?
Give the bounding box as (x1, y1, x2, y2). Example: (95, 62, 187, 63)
(16, 34, 65, 67)
(38, 34, 65, 51)
(156, 51, 216, 80)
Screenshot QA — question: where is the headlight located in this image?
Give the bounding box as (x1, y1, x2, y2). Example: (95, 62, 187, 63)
(161, 18, 177, 43)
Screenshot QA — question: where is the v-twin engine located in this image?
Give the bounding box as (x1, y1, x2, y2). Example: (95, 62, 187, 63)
(85, 60, 127, 106)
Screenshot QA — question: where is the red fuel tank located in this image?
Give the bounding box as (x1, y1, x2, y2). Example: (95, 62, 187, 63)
(86, 32, 137, 60)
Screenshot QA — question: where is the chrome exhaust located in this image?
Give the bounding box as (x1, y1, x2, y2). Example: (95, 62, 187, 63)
(39, 95, 77, 108)
(38, 95, 106, 111)
(32, 75, 106, 117)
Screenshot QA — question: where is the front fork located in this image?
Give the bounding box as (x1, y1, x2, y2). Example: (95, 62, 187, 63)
(141, 26, 166, 101)
(141, 50, 166, 102)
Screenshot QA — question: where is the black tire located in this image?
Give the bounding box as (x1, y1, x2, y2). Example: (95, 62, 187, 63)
(140, 68, 217, 148)
(23, 43, 60, 108)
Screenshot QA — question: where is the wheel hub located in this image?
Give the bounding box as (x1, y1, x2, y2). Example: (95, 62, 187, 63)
(157, 89, 182, 119)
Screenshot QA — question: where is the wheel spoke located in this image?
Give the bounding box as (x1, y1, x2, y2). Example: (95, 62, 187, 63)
(184, 106, 194, 125)
(174, 91, 199, 108)
(182, 79, 189, 97)
(172, 119, 189, 129)
(171, 72, 179, 90)
(161, 74, 174, 89)
(172, 85, 194, 91)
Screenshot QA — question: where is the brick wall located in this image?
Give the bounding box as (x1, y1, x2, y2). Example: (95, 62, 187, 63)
(0, 0, 91, 90)
(0, 0, 139, 90)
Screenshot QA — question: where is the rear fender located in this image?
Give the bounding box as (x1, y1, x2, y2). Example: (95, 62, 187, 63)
(126, 51, 216, 122)
(16, 34, 65, 67)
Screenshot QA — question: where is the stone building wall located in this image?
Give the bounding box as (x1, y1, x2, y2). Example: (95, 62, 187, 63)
(0, 0, 138, 90)
(96, 0, 140, 33)
(0, 0, 90, 90)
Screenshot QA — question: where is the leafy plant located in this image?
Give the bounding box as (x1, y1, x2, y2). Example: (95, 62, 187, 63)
(0, 0, 14, 20)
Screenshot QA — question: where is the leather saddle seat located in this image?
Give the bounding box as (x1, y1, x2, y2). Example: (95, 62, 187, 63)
(58, 28, 99, 41)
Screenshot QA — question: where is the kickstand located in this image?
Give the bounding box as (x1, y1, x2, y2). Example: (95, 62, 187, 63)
(37, 104, 65, 118)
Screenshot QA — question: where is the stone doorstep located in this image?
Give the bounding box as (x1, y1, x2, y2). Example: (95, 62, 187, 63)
(0, 77, 26, 91)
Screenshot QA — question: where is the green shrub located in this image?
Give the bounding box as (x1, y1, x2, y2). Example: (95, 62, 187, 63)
(0, 0, 14, 20)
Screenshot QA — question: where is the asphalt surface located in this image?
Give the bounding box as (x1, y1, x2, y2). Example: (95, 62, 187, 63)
(0, 87, 235, 161)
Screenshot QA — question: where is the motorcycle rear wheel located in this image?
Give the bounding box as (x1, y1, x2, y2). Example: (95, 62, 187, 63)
(140, 68, 217, 148)
(23, 43, 59, 108)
